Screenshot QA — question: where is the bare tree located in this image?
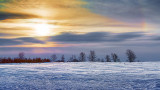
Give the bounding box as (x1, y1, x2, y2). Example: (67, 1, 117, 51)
(19, 52, 25, 59)
(97, 58, 101, 62)
(51, 54, 57, 62)
(79, 52, 86, 62)
(69, 55, 78, 62)
(126, 49, 136, 62)
(111, 53, 120, 62)
(73, 55, 79, 62)
(101, 58, 105, 62)
(69, 55, 74, 62)
(61, 55, 65, 62)
(88, 50, 96, 62)
(105, 55, 111, 62)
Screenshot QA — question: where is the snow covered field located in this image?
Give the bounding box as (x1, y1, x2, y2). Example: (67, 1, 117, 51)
(0, 62, 160, 90)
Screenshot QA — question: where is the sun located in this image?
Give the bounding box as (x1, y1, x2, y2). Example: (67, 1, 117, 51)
(34, 23, 51, 36)
(31, 19, 57, 36)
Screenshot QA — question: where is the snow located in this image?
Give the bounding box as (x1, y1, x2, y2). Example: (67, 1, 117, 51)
(0, 62, 160, 90)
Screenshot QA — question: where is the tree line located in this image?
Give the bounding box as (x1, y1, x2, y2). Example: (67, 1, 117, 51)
(0, 49, 137, 63)
(0, 52, 50, 63)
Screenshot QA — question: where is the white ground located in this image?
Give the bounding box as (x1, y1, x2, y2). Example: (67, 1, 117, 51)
(0, 62, 160, 90)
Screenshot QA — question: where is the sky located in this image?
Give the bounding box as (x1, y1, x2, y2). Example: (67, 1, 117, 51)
(0, 0, 160, 61)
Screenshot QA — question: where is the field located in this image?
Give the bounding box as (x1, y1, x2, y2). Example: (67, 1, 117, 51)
(0, 62, 160, 90)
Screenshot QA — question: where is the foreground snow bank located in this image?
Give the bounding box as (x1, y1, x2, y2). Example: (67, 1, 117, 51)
(0, 62, 160, 90)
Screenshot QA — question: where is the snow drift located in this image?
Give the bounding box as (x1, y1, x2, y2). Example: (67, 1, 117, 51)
(0, 62, 160, 90)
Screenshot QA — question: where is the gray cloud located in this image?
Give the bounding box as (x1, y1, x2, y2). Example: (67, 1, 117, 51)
(0, 39, 23, 46)
(0, 12, 39, 20)
(84, 0, 160, 23)
(0, 37, 45, 46)
(152, 37, 160, 41)
(0, 33, 13, 36)
(16, 37, 45, 44)
(113, 32, 144, 41)
(49, 32, 144, 43)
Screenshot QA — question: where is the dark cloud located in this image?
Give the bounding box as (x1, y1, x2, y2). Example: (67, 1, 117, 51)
(0, 37, 45, 46)
(152, 37, 160, 41)
(49, 32, 108, 43)
(113, 32, 144, 41)
(0, 12, 39, 20)
(16, 37, 45, 44)
(49, 32, 144, 43)
(0, 39, 23, 46)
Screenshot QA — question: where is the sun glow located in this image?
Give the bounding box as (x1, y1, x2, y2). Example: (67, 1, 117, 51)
(34, 23, 51, 36)
(31, 19, 55, 36)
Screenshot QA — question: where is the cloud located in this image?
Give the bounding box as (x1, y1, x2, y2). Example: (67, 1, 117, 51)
(16, 37, 45, 44)
(49, 32, 144, 43)
(0, 33, 12, 36)
(85, 0, 160, 23)
(0, 12, 39, 20)
(151, 37, 160, 41)
(0, 0, 147, 35)
(0, 37, 45, 46)
(0, 0, 133, 29)
(0, 38, 23, 46)
(113, 32, 144, 41)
